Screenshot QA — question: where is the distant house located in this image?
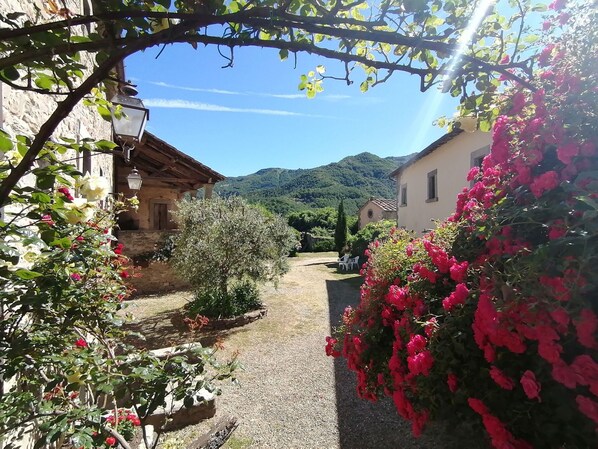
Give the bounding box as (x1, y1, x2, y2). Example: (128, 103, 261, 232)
(358, 198, 397, 229)
(390, 129, 491, 234)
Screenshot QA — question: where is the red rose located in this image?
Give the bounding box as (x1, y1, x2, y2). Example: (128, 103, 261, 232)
(538, 340, 563, 364)
(406, 334, 427, 356)
(552, 361, 577, 388)
(75, 338, 88, 348)
(489, 366, 515, 390)
(468, 397, 488, 415)
(574, 309, 598, 349)
(576, 395, 598, 425)
(530, 171, 559, 198)
(520, 370, 541, 401)
(571, 355, 598, 386)
(57, 187, 74, 201)
(447, 373, 458, 393)
(105, 436, 116, 446)
(325, 336, 340, 357)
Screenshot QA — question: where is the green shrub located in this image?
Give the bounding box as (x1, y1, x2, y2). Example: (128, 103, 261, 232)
(287, 207, 336, 233)
(185, 280, 263, 319)
(348, 220, 397, 258)
(312, 237, 335, 252)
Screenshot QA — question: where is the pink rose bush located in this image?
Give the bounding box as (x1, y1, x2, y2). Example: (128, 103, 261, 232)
(327, 4, 598, 448)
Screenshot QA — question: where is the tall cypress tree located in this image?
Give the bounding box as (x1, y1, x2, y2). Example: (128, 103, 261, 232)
(335, 199, 348, 256)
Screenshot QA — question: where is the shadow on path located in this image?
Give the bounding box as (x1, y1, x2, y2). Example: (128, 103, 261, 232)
(326, 276, 422, 449)
(123, 309, 245, 350)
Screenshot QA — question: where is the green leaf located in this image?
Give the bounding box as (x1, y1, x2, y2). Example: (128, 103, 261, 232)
(523, 34, 539, 43)
(51, 237, 72, 249)
(36, 174, 55, 190)
(95, 140, 118, 151)
(0, 130, 13, 152)
(31, 192, 52, 203)
(1, 66, 20, 81)
(279, 48, 289, 61)
(97, 105, 112, 121)
(14, 269, 42, 280)
(479, 120, 492, 132)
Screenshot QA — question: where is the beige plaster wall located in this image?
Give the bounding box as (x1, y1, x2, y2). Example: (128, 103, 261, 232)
(358, 202, 397, 229)
(394, 130, 491, 234)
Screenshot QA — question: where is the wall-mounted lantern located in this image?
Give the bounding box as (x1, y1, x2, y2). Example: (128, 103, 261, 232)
(126, 167, 143, 192)
(110, 88, 149, 144)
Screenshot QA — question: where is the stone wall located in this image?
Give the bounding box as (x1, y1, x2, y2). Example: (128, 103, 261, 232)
(118, 184, 184, 231)
(117, 230, 190, 295)
(0, 4, 115, 448)
(1, 1, 114, 226)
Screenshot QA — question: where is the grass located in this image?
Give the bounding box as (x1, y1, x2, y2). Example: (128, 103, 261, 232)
(223, 435, 254, 449)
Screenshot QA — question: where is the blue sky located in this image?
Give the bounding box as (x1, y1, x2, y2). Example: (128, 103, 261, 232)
(125, 44, 459, 177)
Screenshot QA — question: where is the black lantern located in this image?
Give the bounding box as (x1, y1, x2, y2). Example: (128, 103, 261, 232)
(110, 93, 149, 142)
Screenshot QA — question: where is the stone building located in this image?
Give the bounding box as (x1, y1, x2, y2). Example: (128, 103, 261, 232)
(357, 198, 397, 229)
(116, 132, 225, 295)
(0, 1, 225, 293)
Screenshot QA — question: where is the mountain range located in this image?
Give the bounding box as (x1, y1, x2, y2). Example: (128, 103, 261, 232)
(214, 152, 415, 215)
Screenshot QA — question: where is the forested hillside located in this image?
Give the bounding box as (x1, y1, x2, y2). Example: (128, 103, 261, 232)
(215, 152, 414, 215)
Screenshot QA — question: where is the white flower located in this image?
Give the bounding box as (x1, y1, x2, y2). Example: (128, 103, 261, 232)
(63, 197, 96, 224)
(79, 173, 110, 202)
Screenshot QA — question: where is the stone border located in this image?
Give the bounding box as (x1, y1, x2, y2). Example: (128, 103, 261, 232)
(173, 306, 268, 332)
(202, 307, 267, 331)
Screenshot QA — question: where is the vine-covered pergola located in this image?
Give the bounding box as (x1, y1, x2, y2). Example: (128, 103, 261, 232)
(0, 0, 544, 205)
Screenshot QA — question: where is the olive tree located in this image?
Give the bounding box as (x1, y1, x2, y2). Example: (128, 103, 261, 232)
(172, 196, 297, 298)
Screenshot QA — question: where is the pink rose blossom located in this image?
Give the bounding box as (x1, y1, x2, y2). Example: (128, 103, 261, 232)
(576, 395, 598, 425)
(520, 370, 541, 401)
(490, 366, 515, 390)
(447, 373, 458, 393)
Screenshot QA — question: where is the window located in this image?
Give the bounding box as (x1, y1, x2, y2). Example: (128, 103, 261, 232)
(400, 184, 407, 206)
(426, 170, 438, 202)
(470, 145, 490, 169)
(367, 209, 373, 219)
(470, 145, 491, 185)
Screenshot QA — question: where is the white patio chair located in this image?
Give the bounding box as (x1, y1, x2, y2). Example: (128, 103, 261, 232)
(348, 256, 360, 271)
(337, 254, 350, 270)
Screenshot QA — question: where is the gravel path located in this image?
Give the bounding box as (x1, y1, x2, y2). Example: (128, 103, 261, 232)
(162, 254, 464, 449)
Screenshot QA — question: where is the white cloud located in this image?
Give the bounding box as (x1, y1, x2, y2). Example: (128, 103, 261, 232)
(147, 80, 351, 101)
(144, 98, 303, 116)
(150, 81, 239, 95)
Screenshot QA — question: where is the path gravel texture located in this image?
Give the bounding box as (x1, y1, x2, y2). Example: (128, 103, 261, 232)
(128, 254, 486, 449)
(162, 254, 479, 449)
